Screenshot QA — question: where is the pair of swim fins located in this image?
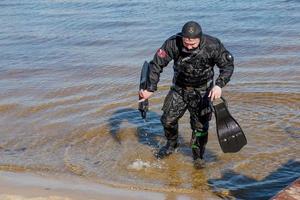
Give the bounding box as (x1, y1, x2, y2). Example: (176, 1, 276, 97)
(213, 97, 247, 153)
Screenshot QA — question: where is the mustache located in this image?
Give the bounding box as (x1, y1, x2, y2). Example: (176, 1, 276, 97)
(182, 46, 199, 54)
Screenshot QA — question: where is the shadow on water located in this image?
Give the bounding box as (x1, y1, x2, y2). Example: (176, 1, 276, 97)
(107, 108, 163, 148)
(107, 107, 218, 161)
(208, 159, 300, 200)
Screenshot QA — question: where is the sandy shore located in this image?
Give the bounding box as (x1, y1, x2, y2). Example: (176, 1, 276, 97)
(271, 178, 300, 200)
(1, 170, 299, 200)
(0, 171, 166, 200)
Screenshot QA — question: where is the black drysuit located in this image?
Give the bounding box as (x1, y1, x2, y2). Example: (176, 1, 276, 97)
(147, 34, 234, 159)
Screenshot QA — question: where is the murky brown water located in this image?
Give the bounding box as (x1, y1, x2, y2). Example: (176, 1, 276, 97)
(0, 61, 299, 199)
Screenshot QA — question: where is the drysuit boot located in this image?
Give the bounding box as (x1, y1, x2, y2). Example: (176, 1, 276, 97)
(191, 130, 208, 169)
(156, 140, 178, 159)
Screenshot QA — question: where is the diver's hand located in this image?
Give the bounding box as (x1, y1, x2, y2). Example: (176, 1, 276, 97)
(138, 89, 153, 102)
(208, 85, 222, 101)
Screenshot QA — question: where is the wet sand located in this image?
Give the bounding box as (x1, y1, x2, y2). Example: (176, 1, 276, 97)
(272, 178, 300, 200)
(0, 171, 220, 200)
(0, 171, 164, 200)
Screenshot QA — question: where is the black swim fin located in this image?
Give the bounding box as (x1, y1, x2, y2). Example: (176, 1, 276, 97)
(213, 97, 247, 153)
(138, 61, 150, 119)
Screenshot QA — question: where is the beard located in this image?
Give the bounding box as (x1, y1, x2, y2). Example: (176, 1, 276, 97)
(182, 46, 200, 55)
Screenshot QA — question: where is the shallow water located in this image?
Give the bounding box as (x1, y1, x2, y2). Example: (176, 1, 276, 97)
(0, 0, 300, 199)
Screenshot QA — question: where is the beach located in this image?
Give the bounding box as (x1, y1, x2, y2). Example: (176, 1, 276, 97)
(0, 171, 220, 200)
(0, 171, 163, 200)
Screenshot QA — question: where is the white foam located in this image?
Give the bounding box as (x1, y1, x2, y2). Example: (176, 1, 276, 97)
(128, 159, 151, 170)
(129, 159, 167, 170)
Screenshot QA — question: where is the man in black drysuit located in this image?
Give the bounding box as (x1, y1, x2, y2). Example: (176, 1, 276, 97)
(139, 21, 234, 168)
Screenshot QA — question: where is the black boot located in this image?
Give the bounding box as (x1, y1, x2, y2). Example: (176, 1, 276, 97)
(191, 130, 208, 169)
(156, 140, 178, 159)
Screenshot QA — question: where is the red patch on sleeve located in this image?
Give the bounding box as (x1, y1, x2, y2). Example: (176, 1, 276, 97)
(157, 49, 167, 58)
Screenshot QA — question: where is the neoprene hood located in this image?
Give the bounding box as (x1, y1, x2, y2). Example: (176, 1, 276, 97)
(180, 21, 202, 39)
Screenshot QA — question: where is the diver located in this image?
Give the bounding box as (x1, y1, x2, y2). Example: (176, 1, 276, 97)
(139, 21, 234, 169)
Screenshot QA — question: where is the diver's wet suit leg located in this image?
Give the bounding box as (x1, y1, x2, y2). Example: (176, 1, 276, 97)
(188, 91, 212, 168)
(157, 88, 187, 159)
(189, 113, 210, 169)
(191, 130, 208, 159)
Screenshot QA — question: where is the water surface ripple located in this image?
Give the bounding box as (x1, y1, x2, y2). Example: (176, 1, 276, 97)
(0, 0, 300, 199)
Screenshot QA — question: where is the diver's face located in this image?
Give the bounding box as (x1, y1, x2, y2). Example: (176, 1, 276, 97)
(182, 37, 200, 50)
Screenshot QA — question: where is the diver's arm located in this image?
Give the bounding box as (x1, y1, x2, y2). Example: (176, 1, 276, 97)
(139, 38, 176, 101)
(209, 39, 234, 101)
(214, 39, 234, 88)
(146, 38, 176, 93)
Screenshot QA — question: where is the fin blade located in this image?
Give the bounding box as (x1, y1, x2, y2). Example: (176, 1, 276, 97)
(214, 101, 247, 153)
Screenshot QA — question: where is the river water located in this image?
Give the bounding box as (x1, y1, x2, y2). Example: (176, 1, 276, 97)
(0, 0, 300, 199)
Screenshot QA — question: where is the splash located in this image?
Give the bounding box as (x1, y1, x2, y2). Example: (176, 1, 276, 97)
(127, 159, 151, 170)
(127, 159, 163, 170)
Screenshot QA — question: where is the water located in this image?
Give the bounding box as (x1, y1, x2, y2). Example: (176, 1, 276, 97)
(0, 0, 300, 199)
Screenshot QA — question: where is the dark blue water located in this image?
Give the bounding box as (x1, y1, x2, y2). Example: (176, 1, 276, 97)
(0, 1, 300, 199)
(1, 0, 300, 69)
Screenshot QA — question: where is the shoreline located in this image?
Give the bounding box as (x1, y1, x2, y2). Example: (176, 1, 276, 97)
(271, 178, 300, 200)
(0, 171, 220, 200)
(0, 171, 166, 200)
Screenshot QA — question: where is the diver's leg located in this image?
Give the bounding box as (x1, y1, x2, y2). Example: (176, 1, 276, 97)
(157, 89, 187, 159)
(189, 92, 212, 168)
